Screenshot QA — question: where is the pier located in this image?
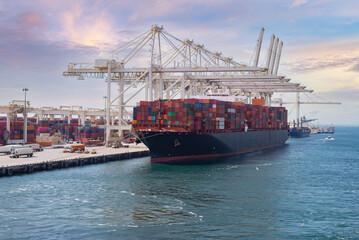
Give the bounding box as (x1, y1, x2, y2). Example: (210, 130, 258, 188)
(0, 144, 149, 177)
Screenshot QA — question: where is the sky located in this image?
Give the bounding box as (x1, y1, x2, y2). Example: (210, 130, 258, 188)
(0, 0, 358, 125)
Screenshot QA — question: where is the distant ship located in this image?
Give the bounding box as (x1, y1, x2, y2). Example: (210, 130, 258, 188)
(317, 125, 335, 134)
(289, 116, 315, 138)
(289, 126, 311, 138)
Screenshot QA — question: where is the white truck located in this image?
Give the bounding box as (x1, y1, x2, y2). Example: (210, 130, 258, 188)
(0, 145, 26, 155)
(25, 144, 43, 152)
(9, 148, 33, 158)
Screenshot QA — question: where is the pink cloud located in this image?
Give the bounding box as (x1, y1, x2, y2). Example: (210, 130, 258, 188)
(16, 11, 47, 40)
(22, 12, 46, 28)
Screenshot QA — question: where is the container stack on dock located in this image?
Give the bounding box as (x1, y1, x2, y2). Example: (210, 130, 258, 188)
(0, 121, 6, 146)
(10, 121, 23, 140)
(0, 117, 107, 146)
(132, 99, 288, 132)
(27, 125, 36, 143)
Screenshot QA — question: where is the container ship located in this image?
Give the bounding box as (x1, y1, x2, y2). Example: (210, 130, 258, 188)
(289, 117, 315, 138)
(132, 99, 289, 164)
(318, 125, 335, 134)
(289, 127, 311, 138)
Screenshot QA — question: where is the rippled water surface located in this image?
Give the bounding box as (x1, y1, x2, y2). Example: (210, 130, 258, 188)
(1, 127, 359, 239)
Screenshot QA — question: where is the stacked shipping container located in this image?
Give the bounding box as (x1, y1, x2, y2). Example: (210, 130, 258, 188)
(133, 99, 287, 133)
(0, 121, 6, 145)
(0, 118, 106, 145)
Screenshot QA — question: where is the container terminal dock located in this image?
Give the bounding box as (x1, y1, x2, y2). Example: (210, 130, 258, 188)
(0, 25, 340, 173)
(0, 144, 149, 177)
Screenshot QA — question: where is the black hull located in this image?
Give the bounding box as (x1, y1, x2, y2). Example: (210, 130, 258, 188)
(135, 130, 289, 164)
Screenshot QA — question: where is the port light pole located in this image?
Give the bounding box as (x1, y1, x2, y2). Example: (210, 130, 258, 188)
(23, 88, 29, 145)
(103, 96, 107, 142)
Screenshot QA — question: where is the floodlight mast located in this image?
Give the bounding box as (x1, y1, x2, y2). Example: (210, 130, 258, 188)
(22, 88, 29, 145)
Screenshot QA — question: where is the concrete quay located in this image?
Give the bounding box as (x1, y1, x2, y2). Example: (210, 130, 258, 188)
(0, 144, 150, 177)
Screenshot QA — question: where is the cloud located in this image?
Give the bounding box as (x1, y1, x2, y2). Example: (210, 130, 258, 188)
(292, 0, 309, 7)
(282, 39, 359, 74)
(316, 89, 359, 104)
(348, 63, 359, 72)
(286, 56, 359, 73)
(21, 11, 46, 28)
(124, 0, 236, 25)
(55, 1, 118, 50)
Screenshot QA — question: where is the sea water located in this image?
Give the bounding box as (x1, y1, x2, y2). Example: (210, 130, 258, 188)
(1, 127, 358, 239)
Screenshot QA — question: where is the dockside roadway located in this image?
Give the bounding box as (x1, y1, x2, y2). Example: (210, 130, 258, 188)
(0, 144, 150, 177)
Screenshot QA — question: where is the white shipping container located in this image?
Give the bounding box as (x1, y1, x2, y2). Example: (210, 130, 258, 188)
(0, 145, 26, 155)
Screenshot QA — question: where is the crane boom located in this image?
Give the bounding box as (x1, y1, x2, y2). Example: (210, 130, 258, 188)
(273, 101, 341, 104)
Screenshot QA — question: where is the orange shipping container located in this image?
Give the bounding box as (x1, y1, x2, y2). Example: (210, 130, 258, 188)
(70, 144, 85, 150)
(27, 125, 35, 130)
(252, 99, 265, 106)
(39, 142, 52, 147)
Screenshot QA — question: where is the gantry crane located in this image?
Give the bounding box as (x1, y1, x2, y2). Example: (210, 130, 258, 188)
(63, 25, 311, 144)
(272, 92, 341, 124)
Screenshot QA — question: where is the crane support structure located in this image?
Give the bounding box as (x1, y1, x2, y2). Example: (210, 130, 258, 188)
(253, 27, 264, 67)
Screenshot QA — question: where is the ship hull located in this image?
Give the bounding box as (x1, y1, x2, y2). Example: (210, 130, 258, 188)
(289, 128, 310, 138)
(289, 132, 310, 138)
(135, 130, 289, 164)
